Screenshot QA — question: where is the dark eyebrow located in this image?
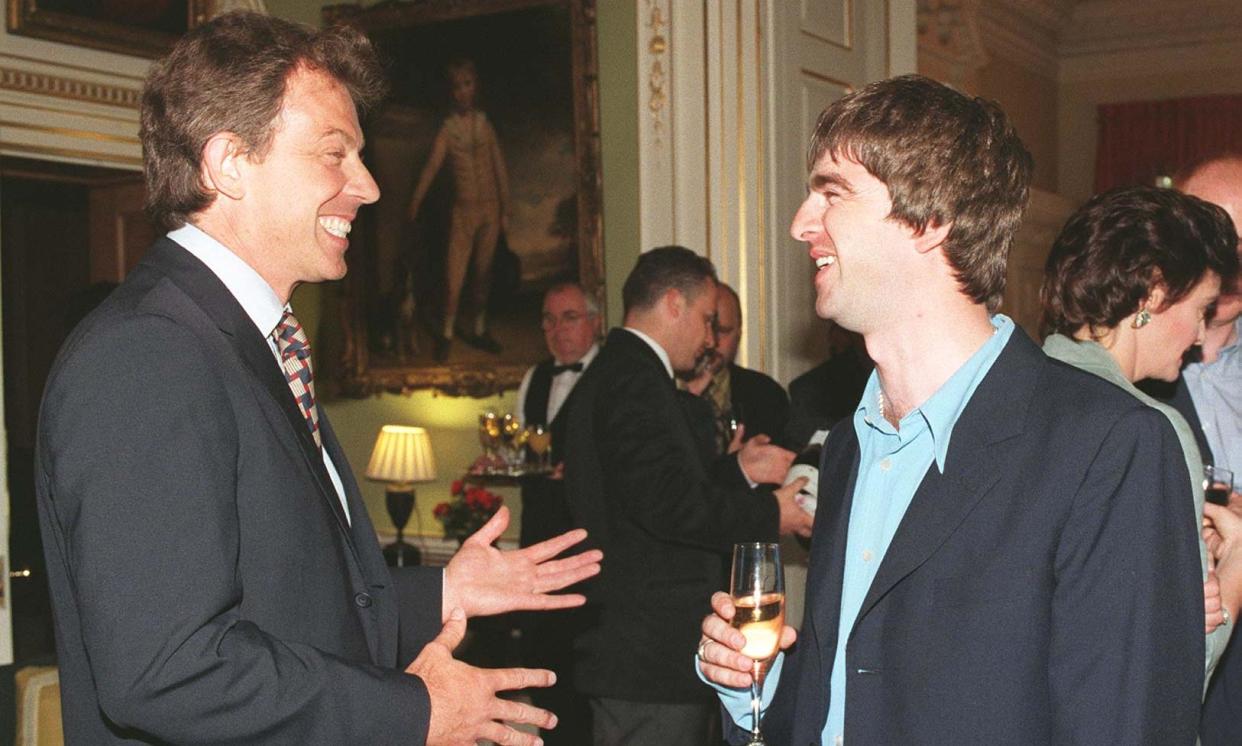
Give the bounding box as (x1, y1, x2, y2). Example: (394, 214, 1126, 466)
(320, 127, 363, 150)
(809, 172, 854, 193)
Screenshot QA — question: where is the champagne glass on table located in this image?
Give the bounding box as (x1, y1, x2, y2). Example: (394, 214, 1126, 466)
(730, 542, 785, 746)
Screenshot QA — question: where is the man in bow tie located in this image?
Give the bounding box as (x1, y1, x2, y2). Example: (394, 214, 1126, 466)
(513, 280, 602, 744)
(34, 12, 599, 746)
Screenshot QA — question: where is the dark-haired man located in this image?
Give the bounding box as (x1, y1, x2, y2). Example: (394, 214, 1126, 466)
(697, 74, 1203, 744)
(564, 246, 812, 745)
(35, 12, 598, 745)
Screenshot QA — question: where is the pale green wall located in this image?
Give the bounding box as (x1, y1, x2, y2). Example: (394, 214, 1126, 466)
(271, 0, 638, 539)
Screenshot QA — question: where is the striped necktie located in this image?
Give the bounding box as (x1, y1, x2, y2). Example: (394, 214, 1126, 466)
(273, 311, 321, 449)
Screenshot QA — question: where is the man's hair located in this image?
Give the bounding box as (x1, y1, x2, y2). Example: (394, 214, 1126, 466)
(446, 57, 477, 80)
(622, 246, 717, 315)
(140, 11, 386, 229)
(808, 74, 1033, 311)
(1040, 186, 1239, 337)
(545, 281, 599, 316)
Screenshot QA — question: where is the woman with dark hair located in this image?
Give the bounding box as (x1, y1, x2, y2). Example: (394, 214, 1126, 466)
(1041, 185, 1240, 689)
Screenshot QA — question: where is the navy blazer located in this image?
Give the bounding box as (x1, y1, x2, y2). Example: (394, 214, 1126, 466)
(731, 331, 1204, 745)
(36, 239, 442, 744)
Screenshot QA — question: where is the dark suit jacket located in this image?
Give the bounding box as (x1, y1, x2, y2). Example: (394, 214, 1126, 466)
(728, 363, 790, 446)
(785, 349, 873, 449)
(36, 238, 442, 744)
(565, 328, 779, 703)
(733, 331, 1204, 745)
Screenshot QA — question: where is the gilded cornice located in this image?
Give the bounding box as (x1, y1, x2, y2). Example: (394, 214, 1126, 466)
(0, 66, 140, 109)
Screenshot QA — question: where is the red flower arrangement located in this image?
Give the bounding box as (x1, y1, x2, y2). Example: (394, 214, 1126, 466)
(434, 480, 504, 541)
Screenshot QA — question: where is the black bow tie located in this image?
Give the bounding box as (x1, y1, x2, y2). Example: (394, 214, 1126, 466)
(551, 361, 584, 375)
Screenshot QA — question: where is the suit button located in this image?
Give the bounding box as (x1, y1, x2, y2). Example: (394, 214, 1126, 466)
(354, 592, 372, 608)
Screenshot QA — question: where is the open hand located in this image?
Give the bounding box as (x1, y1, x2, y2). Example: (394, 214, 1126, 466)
(411, 608, 557, 746)
(697, 591, 796, 689)
(443, 506, 602, 620)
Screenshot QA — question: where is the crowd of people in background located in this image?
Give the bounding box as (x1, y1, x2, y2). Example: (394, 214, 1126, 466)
(27, 8, 1242, 746)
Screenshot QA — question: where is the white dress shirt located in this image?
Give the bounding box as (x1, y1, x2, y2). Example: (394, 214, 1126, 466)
(167, 223, 350, 523)
(516, 343, 600, 424)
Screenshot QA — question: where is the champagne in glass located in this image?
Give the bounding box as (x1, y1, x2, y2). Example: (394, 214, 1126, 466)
(478, 411, 500, 458)
(527, 425, 552, 471)
(730, 542, 785, 746)
(1205, 465, 1234, 506)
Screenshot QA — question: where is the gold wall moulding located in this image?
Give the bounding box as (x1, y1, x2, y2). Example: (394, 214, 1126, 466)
(0, 141, 142, 168)
(0, 67, 142, 109)
(0, 119, 140, 146)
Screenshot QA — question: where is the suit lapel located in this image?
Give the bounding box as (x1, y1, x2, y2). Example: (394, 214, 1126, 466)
(853, 332, 1039, 625)
(140, 238, 354, 537)
(809, 427, 860, 670)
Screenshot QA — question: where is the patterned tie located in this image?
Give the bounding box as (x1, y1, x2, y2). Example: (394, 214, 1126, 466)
(273, 311, 321, 449)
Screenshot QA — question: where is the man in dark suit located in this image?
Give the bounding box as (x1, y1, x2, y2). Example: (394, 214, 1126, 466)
(35, 14, 599, 745)
(697, 75, 1204, 744)
(785, 324, 872, 448)
(514, 281, 601, 744)
(563, 247, 813, 745)
(683, 283, 789, 453)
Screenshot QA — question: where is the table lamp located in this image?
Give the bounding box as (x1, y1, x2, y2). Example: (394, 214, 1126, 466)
(365, 425, 437, 567)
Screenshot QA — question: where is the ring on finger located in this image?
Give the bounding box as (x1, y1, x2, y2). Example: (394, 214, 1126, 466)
(697, 638, 710, 660)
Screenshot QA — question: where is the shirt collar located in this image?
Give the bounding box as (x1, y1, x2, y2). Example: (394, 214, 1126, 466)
(167, 223, 287, 339)
(622, 327, 674, 379)
(855, 314, 1015, 471)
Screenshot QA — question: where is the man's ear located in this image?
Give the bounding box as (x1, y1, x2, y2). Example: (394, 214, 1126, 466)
(912, 219, 952, 255)
(200, 132, 248, 201)
(663, 287, 685, 318)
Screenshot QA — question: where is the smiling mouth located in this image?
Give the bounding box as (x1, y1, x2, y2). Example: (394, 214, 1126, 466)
(815, 256, 836, 269)
(319, 216, 352, 239)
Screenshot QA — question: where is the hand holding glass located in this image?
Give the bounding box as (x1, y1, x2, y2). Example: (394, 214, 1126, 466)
(730, 542, 785, 746)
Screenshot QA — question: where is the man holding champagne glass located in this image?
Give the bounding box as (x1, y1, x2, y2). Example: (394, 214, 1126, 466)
(698, 75, 1205, 744)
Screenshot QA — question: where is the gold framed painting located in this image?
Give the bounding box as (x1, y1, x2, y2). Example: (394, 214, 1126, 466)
(323, 0, 603, 398)
(7, 0, 213, 58)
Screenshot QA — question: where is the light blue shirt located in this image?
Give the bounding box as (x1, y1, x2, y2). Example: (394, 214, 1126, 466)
(1184, 317, 1242, 474)
(707, 315, 1014, 744)
(166, 223, 350, 522)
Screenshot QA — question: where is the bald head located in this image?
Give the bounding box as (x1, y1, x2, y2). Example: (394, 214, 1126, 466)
(713, 283, 742, 365)
(1181, 157, 1242, 327)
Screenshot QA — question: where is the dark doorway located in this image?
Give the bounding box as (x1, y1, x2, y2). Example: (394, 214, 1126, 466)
(0, 156, 152, 743)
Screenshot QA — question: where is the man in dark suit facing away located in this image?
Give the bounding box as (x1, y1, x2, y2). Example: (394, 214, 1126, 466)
(34, 13, 600, 745)
(564, 246, 814, 746)
(697, 75, 1204, 745)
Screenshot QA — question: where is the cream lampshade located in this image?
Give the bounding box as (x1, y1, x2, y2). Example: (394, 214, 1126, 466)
(365, 425, 436, 567)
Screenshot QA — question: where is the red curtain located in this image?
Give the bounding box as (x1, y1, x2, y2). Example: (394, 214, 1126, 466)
(1094, 94, 1242, 193)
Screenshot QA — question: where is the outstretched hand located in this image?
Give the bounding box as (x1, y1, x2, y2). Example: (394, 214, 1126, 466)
(443, 506, 602, 620)
(410, 608, 557, 746)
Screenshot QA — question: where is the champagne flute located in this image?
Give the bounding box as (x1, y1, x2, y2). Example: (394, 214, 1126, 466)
(527, 425, 552, 471)
(730, 542, 785, 746)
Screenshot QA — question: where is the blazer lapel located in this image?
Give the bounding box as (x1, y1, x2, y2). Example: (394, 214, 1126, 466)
(853, 333, 1039, 624)
(808, 427, 860, 671)
(140, 238, 354, 537)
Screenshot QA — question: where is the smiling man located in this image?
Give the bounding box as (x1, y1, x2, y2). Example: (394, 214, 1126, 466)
(696, 75, 1205, 744)
(35, 13, 601, 746)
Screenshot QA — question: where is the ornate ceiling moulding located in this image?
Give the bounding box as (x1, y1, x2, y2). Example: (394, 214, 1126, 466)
(0, 67, 141, 109)
(917, 0, 989, 81)
(1061, 0, 1242, 57)
(976, 0, 1069, 78)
